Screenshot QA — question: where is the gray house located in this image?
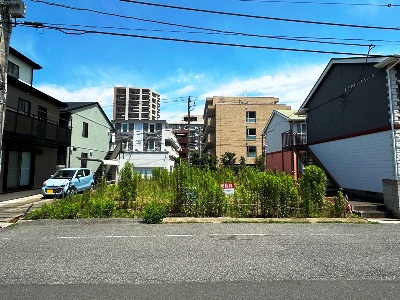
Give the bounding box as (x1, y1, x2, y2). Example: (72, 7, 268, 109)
(297, 55, 400, 216)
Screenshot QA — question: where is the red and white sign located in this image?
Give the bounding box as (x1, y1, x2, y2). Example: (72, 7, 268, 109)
(221, 182, 235, 195)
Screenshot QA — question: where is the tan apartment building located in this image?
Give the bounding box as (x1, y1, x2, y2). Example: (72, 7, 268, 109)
(113, 87, 160, 121)
(203, 96, 291, 165)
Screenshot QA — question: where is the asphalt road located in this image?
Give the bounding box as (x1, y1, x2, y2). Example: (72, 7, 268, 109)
(1, 220, 400, 299)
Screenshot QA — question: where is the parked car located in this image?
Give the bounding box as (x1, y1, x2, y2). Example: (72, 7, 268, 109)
(42, 168, 95, 198)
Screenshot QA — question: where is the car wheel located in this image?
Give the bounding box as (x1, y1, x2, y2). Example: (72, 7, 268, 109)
(67, 186, 78, 196)
(90, 183, 95, 190)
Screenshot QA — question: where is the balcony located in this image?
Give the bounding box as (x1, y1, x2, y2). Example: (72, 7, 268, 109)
(4, 108, 71, 146)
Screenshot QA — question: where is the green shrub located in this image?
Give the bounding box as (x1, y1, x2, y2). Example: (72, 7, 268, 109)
(141, 200, 167, 224)
(299, 165, 327, 217)
(333, 188, 347, 218)
(118, 162, 139, 209)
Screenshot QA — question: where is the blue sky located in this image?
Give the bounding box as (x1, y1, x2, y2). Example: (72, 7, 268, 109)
(10, 0, 400, 121)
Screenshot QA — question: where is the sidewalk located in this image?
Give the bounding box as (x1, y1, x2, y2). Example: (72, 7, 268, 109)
(0, 194, 52, 228)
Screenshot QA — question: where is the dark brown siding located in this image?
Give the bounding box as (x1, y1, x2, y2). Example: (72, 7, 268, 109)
(306, 63, 388, 143)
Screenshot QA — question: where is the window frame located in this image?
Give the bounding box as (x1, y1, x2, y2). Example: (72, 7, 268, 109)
(147, 140, 155, 150)
(148, 123, 156, 134)
(82, 122, 89, 138)
(246, 128, 257, 140)
(81, 153, 88, 168)
(8, 61, 19, 79)
(246, 146, 257, 158)
(246, 111, 256, 123)
(18, 98, 31, 115)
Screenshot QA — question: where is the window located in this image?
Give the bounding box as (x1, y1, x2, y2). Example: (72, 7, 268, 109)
(82, 122, 89, 137)
(81, 153, 88, 168)
(246, 128, 256, 140)
(18, 98, 31, 115)
(148, 140, 155, 150)
(295, 122, 307, 143)
(77, 169, 85, 178)
(149, 123, 155, 134)
(247, 146, 257, 158)
(8, 61, 19, 79)
(122, 123, 128, 132)
(246, 111, 256, 123)
(6, 150, 32, 189)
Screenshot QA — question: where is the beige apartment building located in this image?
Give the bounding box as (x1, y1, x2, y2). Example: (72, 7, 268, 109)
(113, 87, 160, 121)
(203, 96, 291, 165)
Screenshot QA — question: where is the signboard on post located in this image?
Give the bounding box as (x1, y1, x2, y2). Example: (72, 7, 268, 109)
(221, 182, 235, 195)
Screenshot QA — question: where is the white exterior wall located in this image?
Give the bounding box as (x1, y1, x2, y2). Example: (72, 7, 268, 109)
(265, 114, 289, 153)
(119, 151, 174, 176)
(310, 131, 395, 193)
(8, 55, 33, 85)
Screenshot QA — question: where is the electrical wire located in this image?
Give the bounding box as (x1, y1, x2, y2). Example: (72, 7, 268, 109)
(28, 1, 400, 46)
(236, 0, 399, 7)
(121, 0, 400, 31)
(18, 22, 389, 57)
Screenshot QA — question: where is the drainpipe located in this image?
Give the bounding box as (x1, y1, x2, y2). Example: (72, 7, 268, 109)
(387, 59, 400, 179)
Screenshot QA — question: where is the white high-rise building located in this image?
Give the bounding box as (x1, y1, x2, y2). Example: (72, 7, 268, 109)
(113, 87, 160, 121)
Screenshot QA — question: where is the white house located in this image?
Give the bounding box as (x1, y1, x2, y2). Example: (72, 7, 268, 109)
(112, 120, 181, 175)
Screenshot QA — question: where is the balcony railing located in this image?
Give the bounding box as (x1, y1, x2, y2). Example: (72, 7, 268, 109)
(4, 108, 71, 146)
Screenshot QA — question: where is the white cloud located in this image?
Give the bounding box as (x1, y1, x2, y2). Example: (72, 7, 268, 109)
(200, 64, 325, 110)
(34, 63, 326, 122)
(36, 84, 115, 118)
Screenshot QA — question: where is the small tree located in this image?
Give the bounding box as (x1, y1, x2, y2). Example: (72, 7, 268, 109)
(221, 152, 236, 167)
(254, 155, 265, 171)
(202, 152, 218, 171)
(299, 165, 327, 217)
(118, 162, 138, 209)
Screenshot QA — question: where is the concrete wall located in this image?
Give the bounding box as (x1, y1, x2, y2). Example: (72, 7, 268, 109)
(382, 179, 400, 217)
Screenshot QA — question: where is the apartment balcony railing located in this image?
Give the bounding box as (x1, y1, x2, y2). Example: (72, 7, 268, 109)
(4, 108, 71, 146)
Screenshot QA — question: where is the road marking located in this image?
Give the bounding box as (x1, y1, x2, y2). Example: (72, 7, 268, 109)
(166, 234, 194, 237)
(209, 233, 292, 237)
(105, 235, 128, 238)
(310, 233, 356, 236)
(57, 236, 86, 239)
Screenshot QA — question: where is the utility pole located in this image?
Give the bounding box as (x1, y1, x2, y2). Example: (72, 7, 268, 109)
(187, 96, 191, 164)
(0, 0, 25, 174)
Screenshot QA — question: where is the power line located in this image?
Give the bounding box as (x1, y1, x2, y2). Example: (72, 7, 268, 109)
(27, 1, 400, 46)
(22, 21, 381, 48)
(121, 0, 400, 31)
(236, 0, 399, 7)
(18, 22, 390, 56)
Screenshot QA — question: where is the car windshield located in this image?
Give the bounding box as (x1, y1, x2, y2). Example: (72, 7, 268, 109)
(52, 170, 76, 179)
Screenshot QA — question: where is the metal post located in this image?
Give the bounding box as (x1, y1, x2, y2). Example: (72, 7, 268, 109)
(187, 96, 191, 164)
(0, 0, 25, 175)
(0, 2, 11, 175)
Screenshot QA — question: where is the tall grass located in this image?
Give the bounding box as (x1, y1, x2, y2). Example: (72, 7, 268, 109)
(27, 163, 347, 220)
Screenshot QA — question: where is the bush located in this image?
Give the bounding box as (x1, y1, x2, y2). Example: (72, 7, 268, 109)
(141, 200, 167, 224)
(299, 165, 327, 217)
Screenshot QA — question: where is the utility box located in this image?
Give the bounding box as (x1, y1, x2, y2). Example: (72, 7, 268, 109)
(8, 0, 26, 18)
